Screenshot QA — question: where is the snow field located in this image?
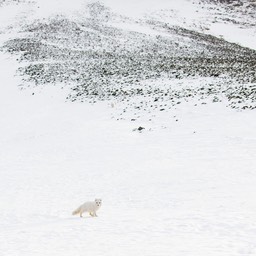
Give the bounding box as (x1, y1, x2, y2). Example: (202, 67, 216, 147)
(0, 0, 256, 255)
(1, 51, 256, 255)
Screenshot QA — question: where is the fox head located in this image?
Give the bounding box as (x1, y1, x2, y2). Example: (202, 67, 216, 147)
(95, 198, 102, 207)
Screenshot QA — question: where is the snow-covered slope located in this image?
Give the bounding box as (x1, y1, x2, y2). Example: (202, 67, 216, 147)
(1, 0, 255, 113)
(0, 1, 256, 256)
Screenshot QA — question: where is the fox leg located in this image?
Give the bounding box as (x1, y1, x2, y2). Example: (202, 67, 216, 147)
(89, 212, 97, 217)
(80, 212, 83, 218)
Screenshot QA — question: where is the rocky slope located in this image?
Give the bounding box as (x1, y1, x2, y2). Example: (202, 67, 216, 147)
(1, 1, 256, 116)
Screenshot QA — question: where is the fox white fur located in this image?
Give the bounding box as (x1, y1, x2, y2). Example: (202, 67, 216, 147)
(72, 199, 102, 217)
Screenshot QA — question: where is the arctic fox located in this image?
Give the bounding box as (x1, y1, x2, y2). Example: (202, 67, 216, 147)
(72, 199, 102, 217)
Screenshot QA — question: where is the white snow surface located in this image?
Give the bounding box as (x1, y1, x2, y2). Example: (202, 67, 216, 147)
(1, 1, 256, 255)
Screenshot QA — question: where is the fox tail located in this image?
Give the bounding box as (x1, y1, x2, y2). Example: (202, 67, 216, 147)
(72, 206, 81, 215)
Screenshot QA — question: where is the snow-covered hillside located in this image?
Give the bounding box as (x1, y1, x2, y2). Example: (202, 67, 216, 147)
(1, 0, 256, 113)
(0, 1, 256, 255)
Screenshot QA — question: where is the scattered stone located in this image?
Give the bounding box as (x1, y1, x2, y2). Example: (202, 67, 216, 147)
(133, 126, 145, 132)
